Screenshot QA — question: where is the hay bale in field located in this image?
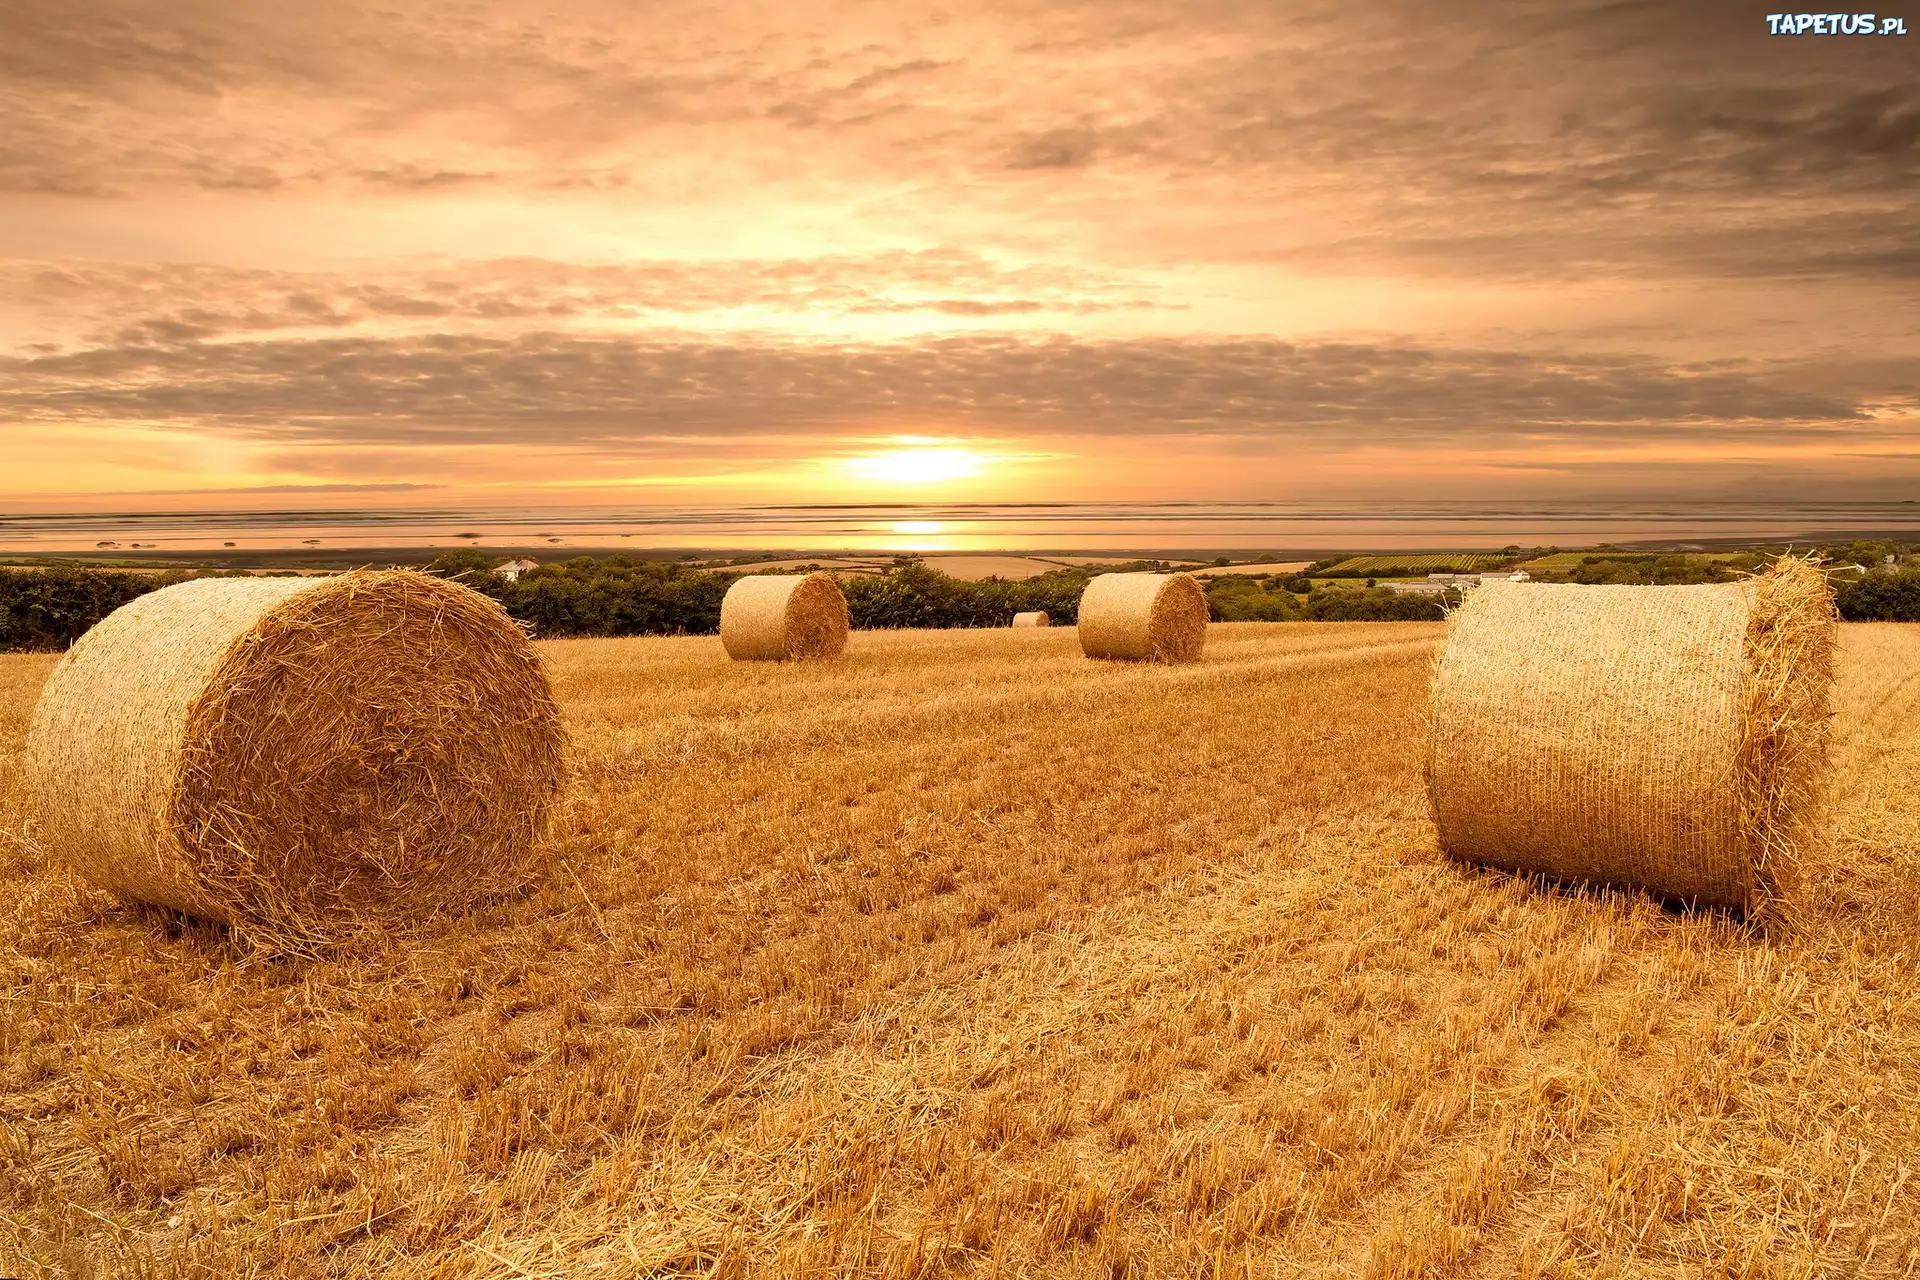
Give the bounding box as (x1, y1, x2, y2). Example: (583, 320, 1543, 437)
(1011, 611, 1050, 628)
(25, 571, 566, 947)
(1077, 572, 1208, 663)
(1427, 556, 1835, 913)
(720, 572, 849, 661)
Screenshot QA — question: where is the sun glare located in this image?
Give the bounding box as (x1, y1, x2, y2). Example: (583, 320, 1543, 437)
(840, 445, 990, 486)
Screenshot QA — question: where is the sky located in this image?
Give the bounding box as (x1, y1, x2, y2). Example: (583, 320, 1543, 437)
(1, 0, 1915, 511)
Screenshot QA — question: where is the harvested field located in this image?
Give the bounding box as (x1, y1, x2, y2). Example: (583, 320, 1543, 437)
(1324, 554, 1509, 575)
(706, 558, 894, 575)
(917, 557, 1081, 581)
(2, 622, 1918, 1277)
(1191, 562, 1312, 578)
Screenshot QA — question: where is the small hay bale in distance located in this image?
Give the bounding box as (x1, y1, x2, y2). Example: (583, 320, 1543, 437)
(1426, 556, 1835, 913)
(720, 572, 849, 661)
(1077, 572, 1208, 663)
(1011, 611, 1050, 628)
(25, 571, 566, 947)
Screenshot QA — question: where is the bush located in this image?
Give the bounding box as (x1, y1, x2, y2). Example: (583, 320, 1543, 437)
(844, 564, 1089, 629)
(0, 567, 185, 651)
(1835, 568, 1920, 621)
(1529, 554, 1760, 586)
(1204, 575, 1306, 622)
(490, 555, 731, 637)
(0, 555, 1457, 652)
(1305, 587, 1451, 621)
(424, 549, 502, 587)
(1822, 540, 1906, 571)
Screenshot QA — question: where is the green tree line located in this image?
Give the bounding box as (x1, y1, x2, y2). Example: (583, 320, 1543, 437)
(0, 555, 1469, 651)
(444, 553, 1142, 636)
(1833, 568, 1920, 622)
(13, 556, 1920, 652)
(0, 567, 182, 651)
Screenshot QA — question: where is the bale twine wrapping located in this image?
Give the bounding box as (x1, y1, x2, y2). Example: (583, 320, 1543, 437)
(1077, 572, 1208, 663)
(1427, 557, 1835, 913)
(720, 572, 849, 661)
(1011, 611, 1050, 628)
(25, 571, 566, 945)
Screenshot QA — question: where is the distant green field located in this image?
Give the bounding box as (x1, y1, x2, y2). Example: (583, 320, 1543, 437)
(1325, 553, 1508, 574)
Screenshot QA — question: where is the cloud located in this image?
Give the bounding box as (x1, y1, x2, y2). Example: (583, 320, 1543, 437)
(1005, 126, 1100, 171)
(0, 0, 1912, 510)
(0, 251, 1171, 347)
(0, 330, 1872, 451)
(39, 482, 451, 499)
(198, 482, 447, 493)
(0, 0, 1909, 284)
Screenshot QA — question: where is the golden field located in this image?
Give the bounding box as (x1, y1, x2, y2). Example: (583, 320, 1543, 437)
(2, 621, 1918, 1278)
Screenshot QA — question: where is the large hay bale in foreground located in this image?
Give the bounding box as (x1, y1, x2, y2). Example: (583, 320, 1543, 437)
(1078, 573, 1208, 663)
(1427, 557, 1835, 912)
(720, 572, 849, 661)
(26, 571, 566, 946)
(1011, 611, 1050, 628)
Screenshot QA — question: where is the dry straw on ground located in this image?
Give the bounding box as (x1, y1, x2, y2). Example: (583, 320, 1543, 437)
(4, 619, 1919, 1276)
(1077, 572, 1208, 662)
(1427, 556, 1835, 912)
(720, 572, 849, 661)
(1011, 611, 1050, 628)
(24, 571, 566, 947)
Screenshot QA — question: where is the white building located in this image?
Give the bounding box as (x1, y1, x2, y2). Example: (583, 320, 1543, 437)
(1426, 569, 1530, 589)
(496, 558, 540, 581)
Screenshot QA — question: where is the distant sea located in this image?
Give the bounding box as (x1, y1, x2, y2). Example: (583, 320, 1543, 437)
(4, 501, 1919, 559)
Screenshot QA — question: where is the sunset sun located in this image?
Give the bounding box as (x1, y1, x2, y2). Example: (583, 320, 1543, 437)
(838, 441, 994, 486)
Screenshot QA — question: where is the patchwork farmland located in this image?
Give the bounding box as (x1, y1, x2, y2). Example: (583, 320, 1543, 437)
(1322, 554, 1512, 576)
(2, 622, 1918, 1276)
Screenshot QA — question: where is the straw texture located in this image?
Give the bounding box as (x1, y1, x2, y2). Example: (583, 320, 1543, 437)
(720, 572, 849, 661)
(25, 571, 566, 946)
(1427, 557, 1834, 912)
(1011, 611, 1050, 628)
(1077, 573, 1208, 663)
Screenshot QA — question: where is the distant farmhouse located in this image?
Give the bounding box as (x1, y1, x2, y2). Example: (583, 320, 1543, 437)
(495, 558, 540, 582)
(1432, 569, 1530, 587)
(1385, 568, 1530, 596)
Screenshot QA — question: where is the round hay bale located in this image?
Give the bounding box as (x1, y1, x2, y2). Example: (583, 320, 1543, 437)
(25, 571, 566, 946)
(1077, 573, 1208, 663)
(1011, 611, 1050, 628)
(720, 572, 849, 661)
(1427, 556, 1835, 913)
